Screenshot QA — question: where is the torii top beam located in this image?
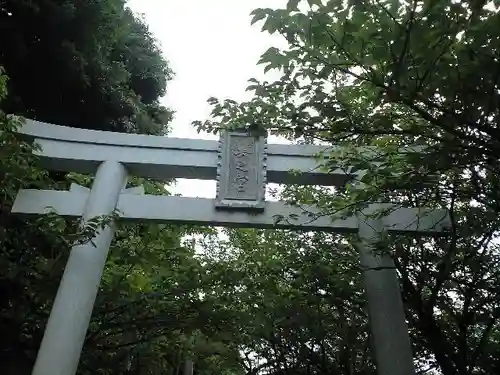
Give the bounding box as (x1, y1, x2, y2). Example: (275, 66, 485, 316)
(18, 119, 352, 186)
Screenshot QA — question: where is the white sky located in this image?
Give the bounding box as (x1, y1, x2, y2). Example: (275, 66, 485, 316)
(127, 0, 288, 198)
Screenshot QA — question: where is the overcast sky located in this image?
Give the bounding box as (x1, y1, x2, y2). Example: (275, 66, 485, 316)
(127, 0, 288, 198)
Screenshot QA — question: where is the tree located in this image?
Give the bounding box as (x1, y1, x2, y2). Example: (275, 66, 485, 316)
(195, 1, 500, 374)
(198, 228, 376, 375)
(0, 0, 173, 135)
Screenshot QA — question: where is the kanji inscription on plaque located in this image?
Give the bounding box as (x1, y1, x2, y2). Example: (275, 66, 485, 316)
(215, 129, 267, 211)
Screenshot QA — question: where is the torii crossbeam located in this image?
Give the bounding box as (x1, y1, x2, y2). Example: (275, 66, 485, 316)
(12, 119, 450, 375)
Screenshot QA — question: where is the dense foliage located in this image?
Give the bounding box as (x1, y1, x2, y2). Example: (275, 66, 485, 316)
(0, 0, 172, 135)
(198, 229, 376, 374)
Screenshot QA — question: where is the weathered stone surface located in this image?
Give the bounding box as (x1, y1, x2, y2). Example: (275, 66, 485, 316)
(12, 189, 451, 233)
(215, 129, 267, 210)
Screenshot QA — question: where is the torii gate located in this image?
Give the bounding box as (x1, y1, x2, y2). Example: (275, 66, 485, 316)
(12, 119, 450, 375)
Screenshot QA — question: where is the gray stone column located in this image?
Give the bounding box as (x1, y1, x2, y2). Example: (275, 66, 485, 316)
(32, 160, 127, 375)
(184, 359, 194, 375)
(357, 216, 416, 375)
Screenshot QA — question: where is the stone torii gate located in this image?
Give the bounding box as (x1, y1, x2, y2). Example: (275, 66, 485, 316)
(12, 119, 450, 375)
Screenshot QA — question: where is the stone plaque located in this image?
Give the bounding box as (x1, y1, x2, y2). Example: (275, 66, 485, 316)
(215, 129, 267, 211)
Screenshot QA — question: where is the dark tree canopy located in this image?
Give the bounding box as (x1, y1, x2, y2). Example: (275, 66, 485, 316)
(0, 0, 172, 135)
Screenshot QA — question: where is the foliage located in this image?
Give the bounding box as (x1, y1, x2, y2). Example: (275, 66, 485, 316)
(194, 1, 500, 374)
(198, 228, 376, 375)
(0, 0, 173, 135)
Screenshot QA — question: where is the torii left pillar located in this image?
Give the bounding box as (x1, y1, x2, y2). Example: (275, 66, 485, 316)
(32, 160, 127, 375)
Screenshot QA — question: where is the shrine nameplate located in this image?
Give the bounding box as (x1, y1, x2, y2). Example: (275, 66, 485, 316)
(215, 129, 267, 211)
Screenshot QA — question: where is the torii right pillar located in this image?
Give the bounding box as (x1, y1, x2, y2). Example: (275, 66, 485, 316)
(358, 214, 416, 375)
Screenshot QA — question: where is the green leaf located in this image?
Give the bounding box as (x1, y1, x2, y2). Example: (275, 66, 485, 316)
(287, 0, 301, 11)
(307, 0, 323, 7)
(250, 8, 268, 25)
